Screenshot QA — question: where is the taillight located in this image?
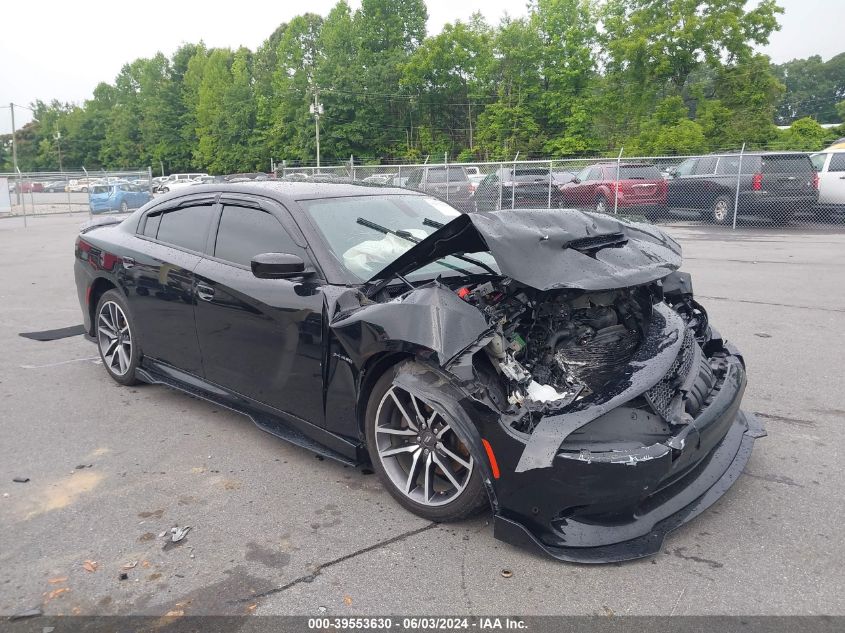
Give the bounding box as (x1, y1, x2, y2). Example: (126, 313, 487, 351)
(812, 172, 819, 189)
(752, 172, 763, 191)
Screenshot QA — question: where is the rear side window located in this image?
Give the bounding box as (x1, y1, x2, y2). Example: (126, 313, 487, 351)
(715, 155, 762, 175)
(154, 204, 214, 252)
(763, 155, 813, 173)
(214, 205, 300, 268)
(829, 154, 845, 172)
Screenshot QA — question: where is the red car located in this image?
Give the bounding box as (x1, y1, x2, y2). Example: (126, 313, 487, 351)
(559, 162, 668, 218)
(17, 181, 44, 193)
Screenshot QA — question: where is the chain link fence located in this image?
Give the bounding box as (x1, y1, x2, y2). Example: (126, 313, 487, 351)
(278, 149, 842, 228)
(4, 150, 841, 230)
(0, 169, 152, 223)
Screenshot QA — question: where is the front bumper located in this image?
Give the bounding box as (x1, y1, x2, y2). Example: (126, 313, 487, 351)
(494, 409, 763, 563)
(483, 355, 763, 563)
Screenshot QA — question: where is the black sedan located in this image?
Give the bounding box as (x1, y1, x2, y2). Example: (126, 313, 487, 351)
(73, 183, 763, 562)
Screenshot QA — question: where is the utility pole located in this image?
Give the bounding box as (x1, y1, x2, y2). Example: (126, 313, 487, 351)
(10, 103, 20, 204)
(310, 89, 323, 169)
(54, 126, 63, 172)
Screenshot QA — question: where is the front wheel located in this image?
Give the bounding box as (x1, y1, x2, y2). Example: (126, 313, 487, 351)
(95, 290, 141, 385)
(365, 363, 487, 522)
(595, 196, 609, 214)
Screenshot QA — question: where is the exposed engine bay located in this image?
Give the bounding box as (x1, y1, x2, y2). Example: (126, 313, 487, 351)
(450, 279, 650, 408)
(442, 276, 716, 434)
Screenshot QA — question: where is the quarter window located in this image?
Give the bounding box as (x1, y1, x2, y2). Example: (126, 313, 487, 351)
(829, 154, 845, 172)
(810, 153, 829, 172)
(213, 205, 301, 268)
(154, 204, 214, 252)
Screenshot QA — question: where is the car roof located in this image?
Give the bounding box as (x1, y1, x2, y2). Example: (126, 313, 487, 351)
(154, 181, 423, 207)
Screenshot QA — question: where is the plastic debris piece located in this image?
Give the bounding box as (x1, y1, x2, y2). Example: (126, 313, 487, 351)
(501, 569, 513, 578)
(171, 526, 191, 543)
(9, 607, 43, 620)
(83, 560, 98, 572)
(45, 587, 70, 600)
(122, 561, 138, 570)
(12, 477, 30, 483)
(118, 572, 129, 581)
(754, 332, 772, 338)
(47, 577, 68, 585)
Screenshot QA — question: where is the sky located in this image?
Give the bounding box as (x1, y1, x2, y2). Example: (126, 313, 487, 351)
(1, 0, 843, 134)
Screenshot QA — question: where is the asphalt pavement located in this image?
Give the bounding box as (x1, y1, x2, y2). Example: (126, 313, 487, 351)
(0, 214, 842, 617)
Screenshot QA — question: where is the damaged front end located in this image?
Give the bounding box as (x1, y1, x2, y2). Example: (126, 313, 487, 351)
(331, 210, 764, 563)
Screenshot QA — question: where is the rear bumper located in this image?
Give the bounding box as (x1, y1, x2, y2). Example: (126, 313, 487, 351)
(739, 192, 817, 215)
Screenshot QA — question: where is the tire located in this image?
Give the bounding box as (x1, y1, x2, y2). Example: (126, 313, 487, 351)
(364, 362, 487, 522)
(595, 196, 609, 214)
(82, 187, 88, 193)
(119, 200, 129, 213)
(708, 195, 732, 225)
(95, 290, 141, 386)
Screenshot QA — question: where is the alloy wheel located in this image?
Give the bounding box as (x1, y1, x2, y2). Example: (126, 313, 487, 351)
(713, 199, 729, 222)
(596, 198, 608, 213)
(374, 385, 474, 507)
(97, 301, 132, 376)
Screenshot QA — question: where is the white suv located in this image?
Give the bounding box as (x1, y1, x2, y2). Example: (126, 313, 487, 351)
(159, 173, 209, 193)
(810, 149, 845, 218)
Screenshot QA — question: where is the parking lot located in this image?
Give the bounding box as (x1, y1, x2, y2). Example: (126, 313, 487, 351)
(0, 213, 843, 617)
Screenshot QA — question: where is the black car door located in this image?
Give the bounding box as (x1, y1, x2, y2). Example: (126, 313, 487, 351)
(125, 196, 217, 374)
(193, 195, 326, 426)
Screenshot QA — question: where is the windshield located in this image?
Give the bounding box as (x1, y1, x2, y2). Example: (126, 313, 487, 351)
(302, 195, 498, 282)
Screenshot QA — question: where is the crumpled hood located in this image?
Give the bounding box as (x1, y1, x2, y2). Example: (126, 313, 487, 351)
(367, 209, 682, 291)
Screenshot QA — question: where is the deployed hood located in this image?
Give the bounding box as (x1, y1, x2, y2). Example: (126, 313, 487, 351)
(366, 209, 682, 291)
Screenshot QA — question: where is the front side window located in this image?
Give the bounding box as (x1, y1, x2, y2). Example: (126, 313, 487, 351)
(214, 205, 301, 268)
(693, 157, 718, 175)
(675, 158, 697, 176)
(152, 204, 214, 252)
(810, 153, 829, 172)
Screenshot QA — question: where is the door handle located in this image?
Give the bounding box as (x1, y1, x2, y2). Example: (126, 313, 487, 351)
(122, 256, 135, 268)
(196, 282, 215, 302)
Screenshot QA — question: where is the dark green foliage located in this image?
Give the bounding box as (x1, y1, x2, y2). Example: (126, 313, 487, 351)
(1, 0, 841, 173)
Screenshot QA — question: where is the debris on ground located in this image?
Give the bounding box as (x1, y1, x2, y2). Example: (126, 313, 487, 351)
(121, 561, 138, 570)
(83, 560, 98, 572)
(755, 332, 772, 338)
(45, 587, 70, 600)
(118, 572, 129, 581)
(12, 477, 30, 483)
(47, 577, 68, 585)
(9, 607, 43, 621)
(501, 569, 513, 578)
(75, 464, 93, 469)
(343, 596, 353, 606)
(170, 526, 191, 543)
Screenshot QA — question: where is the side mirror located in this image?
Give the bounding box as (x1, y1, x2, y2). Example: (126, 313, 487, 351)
(665, 167, 678, 178)
(251, 253, 311, 279)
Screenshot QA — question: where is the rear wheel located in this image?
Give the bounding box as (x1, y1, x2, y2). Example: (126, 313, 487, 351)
(119, 200, 129, 213)
(708, 195, 732, 225)
(365, 363, 486, 522)
(95, 290, 141, 386)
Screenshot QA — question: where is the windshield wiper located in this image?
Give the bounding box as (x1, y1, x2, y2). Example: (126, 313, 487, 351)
(356, 217, 497, 277)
